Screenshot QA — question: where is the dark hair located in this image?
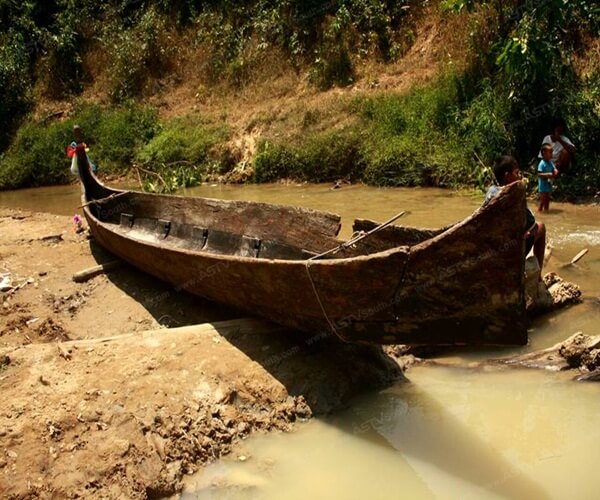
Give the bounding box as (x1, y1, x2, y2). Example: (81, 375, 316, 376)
(493, 155, 516, 184)
(551, 116, 566, 132)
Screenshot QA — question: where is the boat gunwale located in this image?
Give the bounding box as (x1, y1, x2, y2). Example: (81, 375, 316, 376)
(81, 174, 524, 266)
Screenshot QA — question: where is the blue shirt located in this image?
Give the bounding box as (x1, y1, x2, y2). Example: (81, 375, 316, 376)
(538, 159, 555, 193)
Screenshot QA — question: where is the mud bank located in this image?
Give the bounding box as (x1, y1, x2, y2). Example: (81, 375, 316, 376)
(0, 209, 402, 498)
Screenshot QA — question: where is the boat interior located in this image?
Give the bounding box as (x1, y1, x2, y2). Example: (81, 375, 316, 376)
(86, 189, 449, 261)
(80, 163, 449, 261)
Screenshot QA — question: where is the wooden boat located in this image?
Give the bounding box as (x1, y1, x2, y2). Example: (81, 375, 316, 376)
(76, 144, 528, 346)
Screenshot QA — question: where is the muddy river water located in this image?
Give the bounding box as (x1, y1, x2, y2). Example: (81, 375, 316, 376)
(1, 182, 599, 499)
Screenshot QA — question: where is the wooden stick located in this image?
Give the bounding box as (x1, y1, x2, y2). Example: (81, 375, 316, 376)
(134, 165, 169, 191)
(559, 248, 589, 268)
(72, 260, 124, 283)
(79, 191, 129, 209)
(570, 248, 589, 265)
(309, 210, 408, 261)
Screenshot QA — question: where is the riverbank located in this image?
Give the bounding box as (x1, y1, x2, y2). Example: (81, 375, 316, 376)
(0, 208, 404, 498)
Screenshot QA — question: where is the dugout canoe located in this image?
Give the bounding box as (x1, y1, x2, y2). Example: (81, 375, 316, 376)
(76, 145, 528, 346)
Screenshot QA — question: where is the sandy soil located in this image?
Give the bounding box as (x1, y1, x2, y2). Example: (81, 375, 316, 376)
(0, 208, 403, 498)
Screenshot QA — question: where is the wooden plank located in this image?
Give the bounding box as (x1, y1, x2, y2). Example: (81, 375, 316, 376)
(66, 318, 283, 347)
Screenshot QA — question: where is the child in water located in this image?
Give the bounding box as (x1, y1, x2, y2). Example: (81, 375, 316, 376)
(537, 143, 559, 212)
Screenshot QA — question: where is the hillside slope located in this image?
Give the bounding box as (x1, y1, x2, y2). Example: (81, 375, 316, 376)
(1, 0, 599, 197)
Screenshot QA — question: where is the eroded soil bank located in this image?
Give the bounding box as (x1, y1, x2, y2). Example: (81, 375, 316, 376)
(0, 208, 402, 498)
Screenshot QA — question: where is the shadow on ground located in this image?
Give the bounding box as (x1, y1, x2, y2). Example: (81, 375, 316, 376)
(89, 238, 404, 414)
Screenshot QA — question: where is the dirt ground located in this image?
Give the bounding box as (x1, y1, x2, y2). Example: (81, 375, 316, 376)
(0, 208, 403, 499)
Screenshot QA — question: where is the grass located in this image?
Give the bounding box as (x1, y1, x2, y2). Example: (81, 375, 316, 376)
(1, 68, 598, 199)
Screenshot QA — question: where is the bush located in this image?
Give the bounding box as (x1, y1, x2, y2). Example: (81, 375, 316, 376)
(353, 75, 477, 188)
(92, 104, 159, 170)
(252, 142, 302, 182)
(253, 128, 364, 182)
(309, 48, 355, 90)
(361, 134, 473, 188)
(553, 71, 600, 199)
(0, 120, 74, 189)
(137, 118, 229, 167)
(0, 32, 33, 151)
(456, 80, 514, 166)
(135, 117, 231, 192)
(103, 8, 172, 102)
(0, 102, 159, 190)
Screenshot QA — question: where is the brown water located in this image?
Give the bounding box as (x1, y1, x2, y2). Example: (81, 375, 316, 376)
(2, 182, 600, 499)
(0, 184, 83, 216)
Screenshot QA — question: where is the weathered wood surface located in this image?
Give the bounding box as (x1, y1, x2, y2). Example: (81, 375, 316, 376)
(77, 156, 530, 346)
(102, 191, 343, 254)
(387, 182, 528, 345)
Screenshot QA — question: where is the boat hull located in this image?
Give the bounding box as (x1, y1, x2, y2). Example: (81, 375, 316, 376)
(77, 149, 527, 345)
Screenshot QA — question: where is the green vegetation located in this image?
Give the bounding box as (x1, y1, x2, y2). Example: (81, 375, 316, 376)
(0, 103, 158, 189)
(0, 0, 599, 198)
(254, 129, 363, 183)
(135, 118, 232, 192)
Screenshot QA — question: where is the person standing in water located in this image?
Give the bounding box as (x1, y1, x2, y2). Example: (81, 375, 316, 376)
(537, 143, 559, 212)
(539, 117, 576, 173)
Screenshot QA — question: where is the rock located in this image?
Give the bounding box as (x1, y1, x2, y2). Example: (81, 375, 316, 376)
(495, 332, 600, 379)
(114, 439, 130, 457)
(548, 280, 582, 307)
(0, 355, 10, 369)
(525, 256, 581, 313)
(0, 274, 12, 292)
(294, 396, 312, 420)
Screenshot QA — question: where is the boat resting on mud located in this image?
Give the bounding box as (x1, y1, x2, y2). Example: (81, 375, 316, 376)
(76, 144, 528, 346)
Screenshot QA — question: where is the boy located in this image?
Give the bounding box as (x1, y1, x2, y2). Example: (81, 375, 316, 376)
(485, 155, 546, 271)
(537, 143, 558, 212)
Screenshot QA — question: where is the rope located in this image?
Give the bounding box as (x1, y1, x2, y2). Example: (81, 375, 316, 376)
(305, 260, 339, 337)
(308, 210, 408, 261)
(391, 249, 411, 321)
